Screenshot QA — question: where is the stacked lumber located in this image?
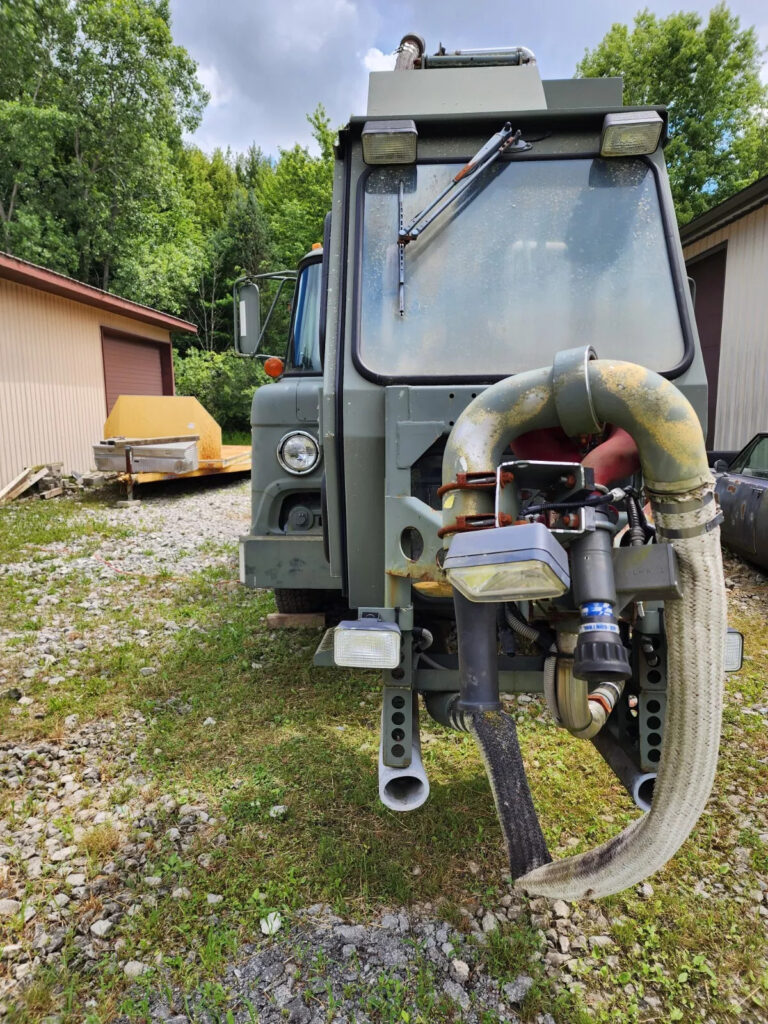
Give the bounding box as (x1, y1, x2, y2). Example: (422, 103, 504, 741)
(0, 464, 65, 505)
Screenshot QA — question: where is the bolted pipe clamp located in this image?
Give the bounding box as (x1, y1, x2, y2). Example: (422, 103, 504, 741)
(553, 346, 604, 437)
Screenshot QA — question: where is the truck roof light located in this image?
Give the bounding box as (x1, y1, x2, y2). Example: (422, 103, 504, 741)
(600, 111, 663, 157)
(362, 119, 418, 165)
(443, 522, 570, 603)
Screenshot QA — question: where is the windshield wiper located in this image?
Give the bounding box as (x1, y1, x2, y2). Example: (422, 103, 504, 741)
(396, 122, 529, 315)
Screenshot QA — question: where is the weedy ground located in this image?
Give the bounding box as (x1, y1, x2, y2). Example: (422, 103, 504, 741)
(0, 481, 766, 1023)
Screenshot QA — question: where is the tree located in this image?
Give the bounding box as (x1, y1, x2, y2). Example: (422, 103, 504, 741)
(0, 0, 208, 306)
(0, 0, 75, 261)
(256, 105, 334, 269)
(178, 147, 272, 351)
(577, 4, 768, 222)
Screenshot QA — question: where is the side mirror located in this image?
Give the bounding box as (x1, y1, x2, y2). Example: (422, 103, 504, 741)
(235, 281, 261, 356)
(713, 459, 729, 473)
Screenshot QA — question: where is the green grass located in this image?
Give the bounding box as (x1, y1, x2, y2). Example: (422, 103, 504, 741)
(0, 491, 132, 562)
(2, 495, 767, 1023)
(221, 429, 251, 447)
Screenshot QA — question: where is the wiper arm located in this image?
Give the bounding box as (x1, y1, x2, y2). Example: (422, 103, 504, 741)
(396, 123, 529, 315)
(399, 122, 526, 246)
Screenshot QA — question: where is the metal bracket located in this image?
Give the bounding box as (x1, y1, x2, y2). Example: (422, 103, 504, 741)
(381, 686, 413, 768)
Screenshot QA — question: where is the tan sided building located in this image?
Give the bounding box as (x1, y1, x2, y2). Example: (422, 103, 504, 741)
(682, 174, 768, 454)
(0, 252, 196, 489)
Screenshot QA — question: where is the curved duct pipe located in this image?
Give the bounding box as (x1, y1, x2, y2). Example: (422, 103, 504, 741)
(554, 631, 625, 741)
(395, 34, 425, 71)
(423, 691, 467, 731)
(503, 608, 561, 726)
(378, 696, 430, 812)
(441, 353, 725, 899)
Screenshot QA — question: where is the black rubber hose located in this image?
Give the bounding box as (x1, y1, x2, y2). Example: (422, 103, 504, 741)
(469, 709, 552, 876)
(453, 590, 502, 712)
(451, 588, 551, 877)
(626, 495, 646, 546)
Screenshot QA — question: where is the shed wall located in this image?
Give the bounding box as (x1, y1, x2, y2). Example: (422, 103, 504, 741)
(683, 204, 768, 450)
(0, 278, 170, 488)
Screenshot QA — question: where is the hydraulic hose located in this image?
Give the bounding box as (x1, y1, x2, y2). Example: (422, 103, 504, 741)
(441, 354, 725, 899)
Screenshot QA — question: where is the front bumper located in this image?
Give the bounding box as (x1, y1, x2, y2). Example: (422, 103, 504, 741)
(239, 534, 341, 591)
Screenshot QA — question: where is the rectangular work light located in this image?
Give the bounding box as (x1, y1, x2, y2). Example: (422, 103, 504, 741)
(724, 628, 744, 673)
(333, 619, 402, 669)
(362, 119, 418, 165)
(600, 111, 663, 157)
(443, 522, 570, 603)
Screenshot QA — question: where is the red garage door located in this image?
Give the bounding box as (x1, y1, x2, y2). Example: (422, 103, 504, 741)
(102, 332, 171, 413)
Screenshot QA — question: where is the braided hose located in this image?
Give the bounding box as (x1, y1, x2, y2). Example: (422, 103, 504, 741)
(517, 487, 725, 899)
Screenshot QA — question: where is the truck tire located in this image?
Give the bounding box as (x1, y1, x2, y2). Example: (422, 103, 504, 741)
(274, 588, 337, 614)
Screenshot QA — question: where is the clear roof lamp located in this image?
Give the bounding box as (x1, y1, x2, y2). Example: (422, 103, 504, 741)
(362, 119, 418, 165)
(334, 619, 402, 669)
(443, 522, 570, 603)
(600, 111, 663, 157)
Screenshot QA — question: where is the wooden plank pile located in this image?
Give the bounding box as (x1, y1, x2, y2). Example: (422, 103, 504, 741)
(0, 464, 65, 505)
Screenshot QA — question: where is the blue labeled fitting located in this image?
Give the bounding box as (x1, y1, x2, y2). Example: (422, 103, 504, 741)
(581, 601, 613, 618)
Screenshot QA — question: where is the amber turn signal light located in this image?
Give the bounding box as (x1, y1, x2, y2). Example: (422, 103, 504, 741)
(264, 356, 284, 378)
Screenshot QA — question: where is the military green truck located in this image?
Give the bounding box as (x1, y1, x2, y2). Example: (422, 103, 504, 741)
(236, 36, 738, 900)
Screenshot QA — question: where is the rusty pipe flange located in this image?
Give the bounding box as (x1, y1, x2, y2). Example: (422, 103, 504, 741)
(436, 471, 497, 499)
(553, 346, 603, 438)
(437, 513, 513, 539)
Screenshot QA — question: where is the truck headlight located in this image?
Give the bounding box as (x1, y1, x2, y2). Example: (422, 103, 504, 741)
(276, 431, 320, 475)
(333, 620, 402, 669)
(443, 522, 570, 602)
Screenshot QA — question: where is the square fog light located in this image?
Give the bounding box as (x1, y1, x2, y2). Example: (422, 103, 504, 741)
(333, 620, 402, 669)
(443, 522, 570, 603)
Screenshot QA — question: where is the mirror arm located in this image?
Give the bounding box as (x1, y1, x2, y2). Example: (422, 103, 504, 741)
(234, 270, 297, 357)
(257, 277, 291, 351)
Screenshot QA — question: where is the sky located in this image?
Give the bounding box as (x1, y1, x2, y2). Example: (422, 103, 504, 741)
(168, 0, 768, 159)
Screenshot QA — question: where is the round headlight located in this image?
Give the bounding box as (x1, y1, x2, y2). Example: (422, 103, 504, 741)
(276, 431, 320, 475)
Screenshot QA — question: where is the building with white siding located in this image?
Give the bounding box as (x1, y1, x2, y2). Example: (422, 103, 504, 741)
(0, 252, 196, 489)
(682, 175, 768, 453)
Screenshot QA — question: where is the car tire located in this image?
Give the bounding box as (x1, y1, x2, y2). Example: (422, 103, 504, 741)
(274, 588, 338, 614)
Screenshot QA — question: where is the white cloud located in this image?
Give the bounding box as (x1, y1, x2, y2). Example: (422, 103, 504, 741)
(363, 47, 396, 72)
(196, 64, 233, 109)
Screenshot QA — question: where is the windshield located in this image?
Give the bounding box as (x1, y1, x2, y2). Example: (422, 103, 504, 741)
(358, 158, 686, 378)
(731, 435, 768, 477)
(289, 260, 322, 372)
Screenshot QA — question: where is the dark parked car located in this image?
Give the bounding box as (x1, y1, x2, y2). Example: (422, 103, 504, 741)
(715, 433, 768, 571)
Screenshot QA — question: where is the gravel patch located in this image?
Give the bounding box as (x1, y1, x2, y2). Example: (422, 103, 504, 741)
(0, 479, 249, 702)
(114, 904, 554, 1024)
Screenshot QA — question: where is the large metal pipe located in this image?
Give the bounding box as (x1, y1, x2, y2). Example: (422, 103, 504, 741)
(592, 729, 656, 813)
(378, 697, 430, 812)
(454, 591, 501, 712)
(395, 34, 425, 71)
(441, 351, 725, 899)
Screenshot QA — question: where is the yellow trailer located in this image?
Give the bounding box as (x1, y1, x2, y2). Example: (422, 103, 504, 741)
(94, 395, 250, 484)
